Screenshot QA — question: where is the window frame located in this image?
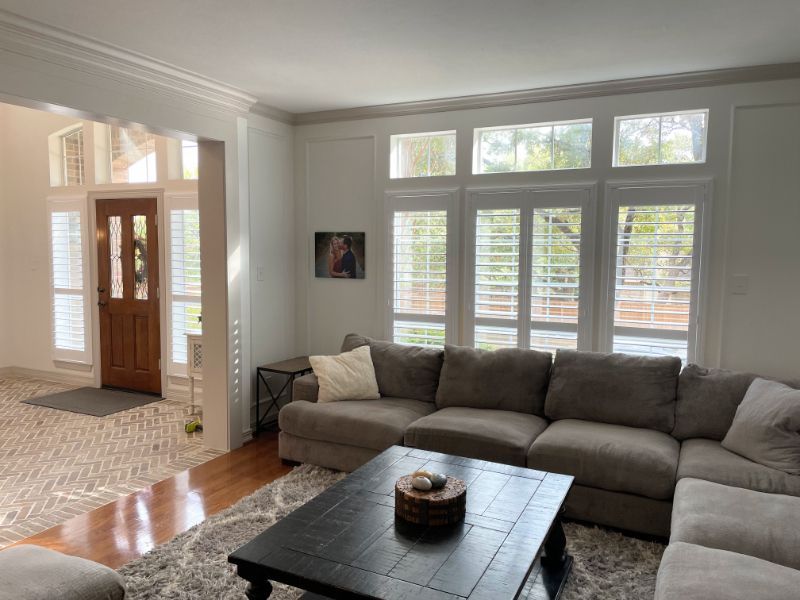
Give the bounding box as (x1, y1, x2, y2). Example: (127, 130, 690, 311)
(464, 183, 596, 352)
(106, 125, 157, 184)
(472, 118, 593, 175)
(165, 192, 202, 376)
(389, 130, 457, 179)
(47, 195, 93, 365)
(601, 179, 713, 362)
(383, 189, 460, 346)
(612, 109, 709, 167)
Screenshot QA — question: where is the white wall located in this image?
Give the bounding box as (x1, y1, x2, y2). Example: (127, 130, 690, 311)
(244, 112, 295, 434)
(294, 78, 800, 379)
(0, 103, 8, 369)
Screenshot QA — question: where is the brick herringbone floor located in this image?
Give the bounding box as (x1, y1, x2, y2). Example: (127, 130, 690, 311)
(0, 376, 223, 547)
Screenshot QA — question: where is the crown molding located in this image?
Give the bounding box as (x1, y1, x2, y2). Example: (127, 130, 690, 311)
(0, 9, 258, 115)
(293, 62, 800, 125)
(249, 101, 295, 125)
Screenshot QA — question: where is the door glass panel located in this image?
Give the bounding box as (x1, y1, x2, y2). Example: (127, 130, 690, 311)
(133, 215, 148, 300)
(109, 215, 123, 298)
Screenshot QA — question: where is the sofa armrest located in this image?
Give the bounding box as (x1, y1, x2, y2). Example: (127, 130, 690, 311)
(293, 373, 319, 403)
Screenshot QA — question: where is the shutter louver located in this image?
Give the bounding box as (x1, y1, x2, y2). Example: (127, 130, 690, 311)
(391, 210, 447, 346)
(474, 208, 520, 349)
(169, 208, 202, 367)
(612, 204, 695, 359)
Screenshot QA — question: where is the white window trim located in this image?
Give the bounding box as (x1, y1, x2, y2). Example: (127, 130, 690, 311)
(472, 118, 593, 175)
(383, 188, 460, 345)
(464, 183, 597, 351)
(47, 195, 93, 365)
(389, 130, 457, 180)
(601, 179, 713, 362)
(612, 109, 709, 167)
(165, 192, 201, 376)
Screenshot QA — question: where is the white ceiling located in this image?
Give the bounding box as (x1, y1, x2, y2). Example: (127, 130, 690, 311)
(2, 0, 800, 114)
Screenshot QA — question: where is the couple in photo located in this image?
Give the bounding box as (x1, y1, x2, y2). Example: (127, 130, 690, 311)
(327, 235, 357, 279)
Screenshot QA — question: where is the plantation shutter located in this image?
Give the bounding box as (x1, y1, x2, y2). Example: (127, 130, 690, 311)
(606, 182, 708, 362)
(49, 198, 91, 363)
(168, 201, 202, 371)
(386, 191, 457, 346)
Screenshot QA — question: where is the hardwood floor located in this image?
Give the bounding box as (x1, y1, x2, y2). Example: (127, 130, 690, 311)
(15, 433, 291, 569)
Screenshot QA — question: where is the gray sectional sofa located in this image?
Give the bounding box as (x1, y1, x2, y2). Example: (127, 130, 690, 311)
(278, 333, 800, 599)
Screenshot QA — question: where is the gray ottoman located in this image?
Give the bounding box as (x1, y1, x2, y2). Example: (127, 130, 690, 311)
(0, 545, 125, 600)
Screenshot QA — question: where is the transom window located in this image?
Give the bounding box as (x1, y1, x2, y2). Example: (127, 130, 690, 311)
(390, 131, 456, 179)
(613, 110, 708, 167)
(181, 140, 199, 180)
(473, 119, 592, 174)
(109, 125, 157, 183)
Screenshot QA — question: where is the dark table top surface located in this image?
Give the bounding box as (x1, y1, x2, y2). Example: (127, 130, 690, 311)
(257, 356, 312, 374)
(229, 445, 573, 600)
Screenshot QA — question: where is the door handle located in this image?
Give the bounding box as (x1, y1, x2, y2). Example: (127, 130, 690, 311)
(98, 301, 107, 307)
(97, 287, 106, 293)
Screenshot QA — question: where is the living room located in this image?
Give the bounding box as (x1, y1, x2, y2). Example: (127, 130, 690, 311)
(0, 2, 798, 599)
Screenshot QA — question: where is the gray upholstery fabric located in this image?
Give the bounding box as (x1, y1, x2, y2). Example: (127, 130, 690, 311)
(528, 419, 680, 500)
(721, 379, 800, 475)
(434, 345, 552, 415)
(544, 350, 681, 432)
(565, 484, 673, 537)
(655, 542, 800, 600)
(0, 544, 126, 600)
(672, 364, 758, 441)
(677, 438, 800, 497)
(671, 478, 800, 571)
(404, 407, 548, 467)
(341, 333, 443, 403)
(278, 397, 434, 451)
(278, 432, 379, 472)
(292, 373, 319, 403)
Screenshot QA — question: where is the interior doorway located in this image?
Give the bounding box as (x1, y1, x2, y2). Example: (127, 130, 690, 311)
(96, 197, 162, 394)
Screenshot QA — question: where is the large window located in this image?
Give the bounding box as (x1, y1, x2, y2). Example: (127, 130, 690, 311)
(466, 186, 595, 353)
(48, 124, 85, 187)
(385, 191, 458, 346)
(613, 110, 708, 167)
(109, 125, 157, 183)
(390, 131, 456, 179)
(473, 119, 592, 174)
(166, 195, 202, 374)
(604, 181, 709, 361)
(47, 197, 91, 363)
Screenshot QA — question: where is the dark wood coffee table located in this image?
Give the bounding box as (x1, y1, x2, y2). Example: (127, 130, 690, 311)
(229, 446, 574, 600)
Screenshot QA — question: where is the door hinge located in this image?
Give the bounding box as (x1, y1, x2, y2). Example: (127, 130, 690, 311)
(158, 358, 161, 370)
(156, 287, 160, 299)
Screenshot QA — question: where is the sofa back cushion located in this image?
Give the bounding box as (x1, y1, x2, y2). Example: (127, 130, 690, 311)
(341, 333, 443, 403)
(544, 350, 681, 432)
(435, 345, 552, 415)
(673, 364, 800, 441)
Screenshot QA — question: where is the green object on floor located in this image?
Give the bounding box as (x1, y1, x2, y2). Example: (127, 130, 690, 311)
(185, 419, 203, 433)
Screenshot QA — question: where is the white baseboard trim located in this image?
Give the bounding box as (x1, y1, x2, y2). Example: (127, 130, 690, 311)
(3, 366, 95, 386)
(241, 428, 254, 444)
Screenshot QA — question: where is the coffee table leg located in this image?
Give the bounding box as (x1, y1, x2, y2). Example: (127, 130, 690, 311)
(542, 512, 567, 568)
(245, 579, 273, 600)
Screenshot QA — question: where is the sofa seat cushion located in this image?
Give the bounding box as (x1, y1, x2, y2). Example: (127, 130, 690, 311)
(655, 542, 800, 600)
(0, 544, 126, 600)
(279, 397, 435, 451)
(544, 350, 681, 432)
(435, 345, 552, 415)
(677, 438, 800, 497)
(527, 419, 679, 500)
(671, 478, 800, 571)
(404, 407, 548, 467)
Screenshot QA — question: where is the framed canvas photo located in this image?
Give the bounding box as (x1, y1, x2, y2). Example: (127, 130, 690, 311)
(314, 232, 365, 279)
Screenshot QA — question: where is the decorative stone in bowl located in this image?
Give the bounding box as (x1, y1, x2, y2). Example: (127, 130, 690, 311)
(395, 474, 467, 526)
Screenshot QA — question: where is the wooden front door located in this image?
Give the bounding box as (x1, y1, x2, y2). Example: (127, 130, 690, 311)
(96, 198, 161, 394)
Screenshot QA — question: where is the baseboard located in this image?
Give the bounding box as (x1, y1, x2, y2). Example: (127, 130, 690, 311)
(3, 366, 95, 386)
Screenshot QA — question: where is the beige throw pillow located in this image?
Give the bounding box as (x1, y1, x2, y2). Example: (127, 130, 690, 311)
(309, 345, 380, 403)
(721, 378, 800, 475)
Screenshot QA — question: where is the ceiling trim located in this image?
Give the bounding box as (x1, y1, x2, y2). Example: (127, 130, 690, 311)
(249, 101, 295, 125)
(287, 62, 800, 125)
(0, 9, 258, 115)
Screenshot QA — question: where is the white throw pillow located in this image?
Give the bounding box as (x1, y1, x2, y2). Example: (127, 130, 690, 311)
(309, 345, 380, 403)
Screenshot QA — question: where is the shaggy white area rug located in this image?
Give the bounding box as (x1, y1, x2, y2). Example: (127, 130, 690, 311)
(120, 465, 664, 599)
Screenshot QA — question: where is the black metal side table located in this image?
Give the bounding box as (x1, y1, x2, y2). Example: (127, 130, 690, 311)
(255, 356, 312, 434)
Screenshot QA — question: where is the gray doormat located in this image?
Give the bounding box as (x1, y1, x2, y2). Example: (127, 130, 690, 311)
(23, 387, 162, 416)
